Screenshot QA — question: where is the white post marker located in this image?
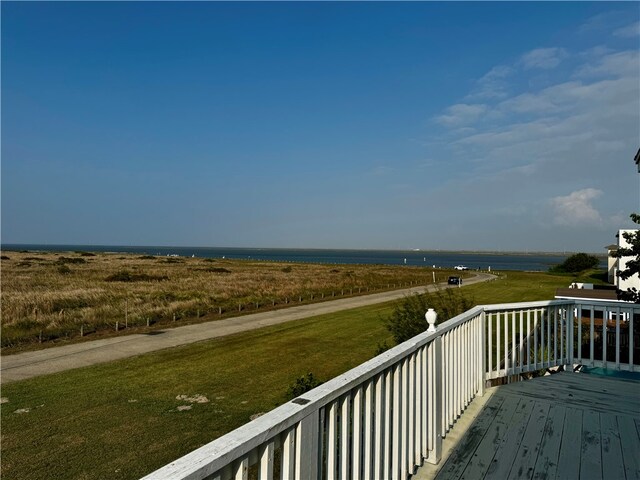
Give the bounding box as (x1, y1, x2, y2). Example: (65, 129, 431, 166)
(426, 308, 438, 333)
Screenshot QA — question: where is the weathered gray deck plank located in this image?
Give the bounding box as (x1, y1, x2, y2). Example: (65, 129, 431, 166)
(580, 409, 602, 480)
(556, 407, 582, 480)
(435, 394, 505, 479)
(599, 413, 625, 480)
(509, 401, 550, 479)
(458, 393, 520, 480)
(484, 397, 536, 479)
(618, 415, 640, 480)
(531, 405, 565, 480)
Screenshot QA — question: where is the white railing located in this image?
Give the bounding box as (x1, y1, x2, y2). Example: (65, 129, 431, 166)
(142, 299, 639, 480)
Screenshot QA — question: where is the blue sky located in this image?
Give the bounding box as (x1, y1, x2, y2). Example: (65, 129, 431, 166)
(2, 2, 639, 252)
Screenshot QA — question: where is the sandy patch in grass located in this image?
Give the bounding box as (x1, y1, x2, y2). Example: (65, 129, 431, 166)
(176, 394, 209, 404)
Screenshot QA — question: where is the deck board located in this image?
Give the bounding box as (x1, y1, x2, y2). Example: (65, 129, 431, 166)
(416, 372, 640, 480)
(531, 404, 565, 480)
(600, 413, 626, 480)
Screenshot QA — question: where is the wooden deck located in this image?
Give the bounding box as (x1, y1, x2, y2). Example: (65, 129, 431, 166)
(416, 372, 640, 480)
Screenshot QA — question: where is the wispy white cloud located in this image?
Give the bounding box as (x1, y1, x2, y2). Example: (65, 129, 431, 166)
(435, 103, 487, 127)
(468, 65, 513, 99)
(520, 47, 568, 70)
(575, 50, 640, 78)
(551, 189, 603, 226)
(614, 21, 640, 38)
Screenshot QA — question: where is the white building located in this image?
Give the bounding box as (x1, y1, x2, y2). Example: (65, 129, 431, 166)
(611, 229, 639, 292)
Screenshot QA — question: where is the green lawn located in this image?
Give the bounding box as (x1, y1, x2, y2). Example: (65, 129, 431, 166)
(0, 271, 574, 480)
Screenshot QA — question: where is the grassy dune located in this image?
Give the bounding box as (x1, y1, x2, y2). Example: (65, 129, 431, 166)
(0, 269, 575, 480)
(1, 251, 458, 351)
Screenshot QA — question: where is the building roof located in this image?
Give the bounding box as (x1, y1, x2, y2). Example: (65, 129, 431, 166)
(555, 287, 620, 302)
(635, 147, 640, 172)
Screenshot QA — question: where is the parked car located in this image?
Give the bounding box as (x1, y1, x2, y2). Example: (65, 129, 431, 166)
(448, 276, 462, 285)
(454, 265, 469, 271)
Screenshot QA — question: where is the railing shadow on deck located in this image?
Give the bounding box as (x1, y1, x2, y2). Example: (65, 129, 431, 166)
(142, 299, 640, 480)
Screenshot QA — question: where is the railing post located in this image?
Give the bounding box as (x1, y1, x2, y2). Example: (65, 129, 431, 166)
(479, 311, 486, 397)
(567, 304, 574, 370)
(296, 410, 319, 479)
(427, 335, 442, 465)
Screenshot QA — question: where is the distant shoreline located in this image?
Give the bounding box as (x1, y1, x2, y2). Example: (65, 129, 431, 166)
(0, 243, 607, 257)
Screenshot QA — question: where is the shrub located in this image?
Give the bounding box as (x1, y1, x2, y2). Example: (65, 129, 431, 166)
(286, 373, 323, 399)
(57, 257, 86, 265)
(281, 266, 293, 273)
(57, 265, 72, 275)
(550, 253, 600, 273)
(138, 255, 156, 260)
(206, 267, 231, 273)
(105, 270, 168, 282)
(384, 288, 475, 344)
(1, 255, 9, 260)
(76, 251, 96, 257)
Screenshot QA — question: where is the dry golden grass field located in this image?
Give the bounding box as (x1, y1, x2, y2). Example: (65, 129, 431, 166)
(1, 250, 459, 350)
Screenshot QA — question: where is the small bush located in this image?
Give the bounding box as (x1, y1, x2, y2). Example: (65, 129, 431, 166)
(206, 267, 231, 274)
(281, 266, 293, 273)
(105, 270, 168, 282)
(286, 373, 323, 400)
(76, 251, 96, 257)
(57, 265, 72, 275)
(1, 255, 10, 260)
(384, 288, 475, 344)
(57, 257, 86, 265)
(138, 255, 156, 260)
(163, 258, 184, 264)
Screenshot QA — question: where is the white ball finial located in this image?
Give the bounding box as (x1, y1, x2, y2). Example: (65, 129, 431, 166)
(425, 308, 437, 332)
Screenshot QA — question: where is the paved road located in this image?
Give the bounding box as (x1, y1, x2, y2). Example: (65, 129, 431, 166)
(1, 273, 495, 384)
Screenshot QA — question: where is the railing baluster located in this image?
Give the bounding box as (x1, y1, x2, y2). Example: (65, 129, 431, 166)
(590, 306, 595, 366)
(577, 304, 582, 364)
(496, 312, 501, 377)
(234, 457, 249, 480)
(519, 310, 524, 374)
(281, 427, 296, 480)
(540, 309, 544, 367)
(414, 349, 422, 469)
(401, 358, 409, 479)
(603, 306, 608, 368)
(340, 394, 351, 480)
(383, 369, 392, 478)
(392, 363, 401, 478)
(352, 387, 362, 480)
(372, 375, 383, 479)
(421, 345, 428, 458)
(629, 308, 634, 371)
(532, 310, 537, 370)
(553, 307, 558, 366)
(407, 352, 418, 475)
(511, 310, 516, 376)
(327, 401, 337, 479)
(429, 336, 443, 465)
(258, 442, 274, 480)
(488, 312, 493, 377)
(479, 313, 485, 396)
(504, 312, 508, 378)
(363, 380, 373, 479)
(615, 306, 621, 370)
